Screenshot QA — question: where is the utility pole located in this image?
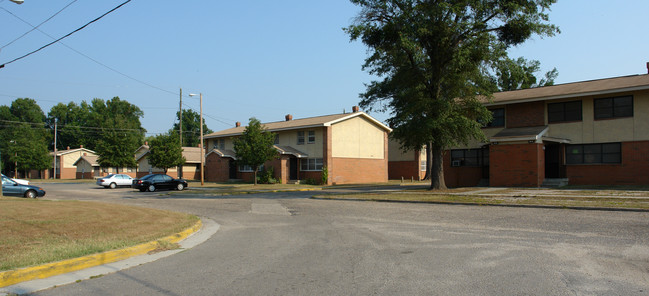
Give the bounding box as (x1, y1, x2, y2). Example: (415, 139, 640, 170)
(200, 93, 204, 186)
(52, 118, 57, 179)
(179, 88, 183, 146)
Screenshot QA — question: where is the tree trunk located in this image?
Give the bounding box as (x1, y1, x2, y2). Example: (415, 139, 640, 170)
(429, 145, 447, 190)
(253, 169, 258, 185)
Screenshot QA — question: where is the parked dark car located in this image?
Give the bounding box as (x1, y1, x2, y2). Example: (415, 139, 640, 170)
(131, 174, 187, 192)
(2, 174, 46, 198)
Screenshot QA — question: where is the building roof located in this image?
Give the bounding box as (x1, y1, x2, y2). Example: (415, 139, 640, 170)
(50, 147, 96, 156)
(73, 155, 99, 166)
(488, 74, 649, 106)
(204, 111, 392, 138)
(490, 126, 570, 144)
(206, 149, 237, 160)
(136, 147, 203, 163)
(274, 145, 308, 158)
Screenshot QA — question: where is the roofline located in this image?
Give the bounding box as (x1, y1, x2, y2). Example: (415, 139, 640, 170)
(52, 148, 96, 156)
(487, 77, 649, 106)
(204, 112, 392, 139)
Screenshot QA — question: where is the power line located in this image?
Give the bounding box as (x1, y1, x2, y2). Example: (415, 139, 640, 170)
(0, 0, 132, 69)
(0, 0, 79, 50)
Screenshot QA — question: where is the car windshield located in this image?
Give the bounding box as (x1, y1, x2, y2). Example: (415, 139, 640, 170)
(2, 176, 17, 186)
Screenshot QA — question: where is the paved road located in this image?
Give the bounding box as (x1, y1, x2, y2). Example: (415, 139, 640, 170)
(27, 183, 649, 295)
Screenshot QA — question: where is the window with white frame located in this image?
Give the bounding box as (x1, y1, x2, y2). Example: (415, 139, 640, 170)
(219, 139, 225, 150)
(301, 158, 323, 171)
(297, 131, 305, 145)
(420, 159, 427, 171)
(308, 131, 316, 144)
(274, 134, 279, 144)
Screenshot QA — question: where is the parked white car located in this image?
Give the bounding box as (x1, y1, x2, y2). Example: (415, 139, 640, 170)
(96, 174, 134, 189)
(11, 177, 29, 185)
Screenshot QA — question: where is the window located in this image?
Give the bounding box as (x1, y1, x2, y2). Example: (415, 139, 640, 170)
(485, 108, 505, 127)
(548, 100, 582, 123)
(420, 159, 427, 171)
(239, 164, 263, 172)
(594, 96, 633, 120)
(450, 148, 489, 167)
(297, 131, 305, 145)
(274, 134, 279, 145)
(308, 131, 316, 144)
(566, 143, 621, 164)
(219, 139, 225, 150)
(301, 158, 323, 171)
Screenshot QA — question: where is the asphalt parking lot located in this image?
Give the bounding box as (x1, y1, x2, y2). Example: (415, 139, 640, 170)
(13, 183, 649, 295)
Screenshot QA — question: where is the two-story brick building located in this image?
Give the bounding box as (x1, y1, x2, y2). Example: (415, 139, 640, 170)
(445, 72, 649, 187)
(203, 107, 391, 185)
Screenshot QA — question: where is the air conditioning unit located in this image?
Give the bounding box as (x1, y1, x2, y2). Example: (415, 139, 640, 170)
(451, 160, 462, 167)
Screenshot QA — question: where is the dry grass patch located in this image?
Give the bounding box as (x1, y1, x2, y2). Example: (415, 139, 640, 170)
(0, 197, 198, 271)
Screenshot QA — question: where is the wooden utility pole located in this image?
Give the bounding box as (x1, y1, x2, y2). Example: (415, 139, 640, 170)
(52, 118, 57, 179)
(179, 88, 183, 146)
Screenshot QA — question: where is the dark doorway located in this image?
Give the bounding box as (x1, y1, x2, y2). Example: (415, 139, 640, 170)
(289, 158, 298, 180)
(481, 146, 490, 179)
(229, 159, 237, 179)
(545, 144, 563, 178)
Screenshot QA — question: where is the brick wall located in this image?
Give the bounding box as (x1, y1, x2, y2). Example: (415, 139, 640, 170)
(443, 151, 483, 187)
(506, 101, 545, 128)
(567, 141, 649, 185)
(490, 143, 544, 187)
(329, 157, 388, 185)
(205, 154, 231, 182)
(388, 160, 420, 180)
(59, 167, 77, 179)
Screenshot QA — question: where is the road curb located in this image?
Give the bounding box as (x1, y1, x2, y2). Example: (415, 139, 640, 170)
(310, 196, 649, 212)
(0, 219, 202, 288)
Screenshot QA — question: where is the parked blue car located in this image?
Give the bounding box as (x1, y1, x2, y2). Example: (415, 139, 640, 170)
(1, 174, 46, 198)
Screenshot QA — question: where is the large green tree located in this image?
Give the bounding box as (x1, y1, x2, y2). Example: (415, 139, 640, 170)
(494, 57, 558, 91)
(346, 0, 559, 189)
(169, 109, 213, 147)
(47, 101, 92, 150)
(0, 98, 51, 177)
(148, 133, 185, 174)
(92, 97, 145, 170)
(233, 118, 277, 185)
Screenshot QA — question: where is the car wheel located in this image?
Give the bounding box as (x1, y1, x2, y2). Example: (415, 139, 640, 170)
(176, 183, 184, 191)
(24, 190, 37, 199)
(109, 183, 117, 189)
(148, 184, 156, 192)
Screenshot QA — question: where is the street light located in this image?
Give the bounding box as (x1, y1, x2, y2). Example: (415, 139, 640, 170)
(188, 93, 204, 186)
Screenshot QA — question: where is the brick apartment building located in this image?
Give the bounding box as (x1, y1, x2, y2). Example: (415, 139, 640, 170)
(443, 71, 649, 187)
(203, 107, 391, 185)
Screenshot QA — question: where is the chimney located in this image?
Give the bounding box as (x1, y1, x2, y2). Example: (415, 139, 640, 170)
(80, 144, 83, 148)
(236, 121, 241, 127)
(145, 141, 148, 146)
(646, 62, 649, 74)
(67, 146, 70, 150)
(285, 114, 293, 121)
(352, 106, 360, 113)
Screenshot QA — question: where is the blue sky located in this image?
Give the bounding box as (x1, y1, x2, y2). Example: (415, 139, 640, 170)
(0, 0, 648, 136)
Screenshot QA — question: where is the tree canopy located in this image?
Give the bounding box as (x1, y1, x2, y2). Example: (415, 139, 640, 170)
(346, 0, 559, 189)
(233, 118, 277, 185)
(169, 109, 213, 147)
(494, 57, 558, 91)
(147, 132, 185, 174)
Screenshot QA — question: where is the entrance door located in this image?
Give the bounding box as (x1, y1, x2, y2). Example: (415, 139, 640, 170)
(289, 158, 298, 180)
(545, 144, 562, 178)
(228, 159, 237, 179)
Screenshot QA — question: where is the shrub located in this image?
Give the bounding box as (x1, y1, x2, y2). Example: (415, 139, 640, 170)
(257, 167, 277, 184)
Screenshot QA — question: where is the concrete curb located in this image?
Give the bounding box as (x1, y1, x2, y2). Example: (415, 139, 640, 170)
(310, 196, 649, 212)
(0, 219, 203, 288)
(173, 187, 322, 197)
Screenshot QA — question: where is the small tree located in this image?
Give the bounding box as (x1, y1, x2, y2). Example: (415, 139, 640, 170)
(233, 118, 277, 185)
(148, 133, 185, 174)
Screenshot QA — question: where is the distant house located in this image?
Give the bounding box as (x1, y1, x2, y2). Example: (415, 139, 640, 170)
(387, 140, 426, 181)
(50, 146, 97, 179)
(73, 154, 100, 179)
(135, 143, 202, 179)
(203, 107, 392, 185)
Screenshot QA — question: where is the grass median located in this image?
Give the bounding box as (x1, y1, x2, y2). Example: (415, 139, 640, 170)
(314, 192, 649, 210)
(0, 196, 198, 272)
